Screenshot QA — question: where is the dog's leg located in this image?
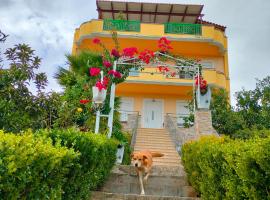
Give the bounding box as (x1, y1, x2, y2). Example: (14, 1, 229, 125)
(143, 171, 150, 183)
(138, 171, 145, 195)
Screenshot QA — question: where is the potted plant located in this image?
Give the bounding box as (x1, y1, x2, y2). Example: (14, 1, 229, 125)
(195, 75, 211, 109)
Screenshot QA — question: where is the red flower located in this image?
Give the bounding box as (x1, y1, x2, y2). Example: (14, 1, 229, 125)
(103, 76, 110, 86)
(108, 70, 122, 78)
(89, 68, 101, 76)
(95, 80, 106, 91)
(170, 72, 176, 77)
(113, 71, 122, 78)
(158, 66, 170, 73)
(122, 47, 138, 57)
(103, 60, 112, 68)
(139, 50, 155, 64)
(111, 48, 120, 58)
(80, 99, 90, 104)
(163, 67, 169, 72)
(158, 37, 173, 52)
(93, 38, 101, 44)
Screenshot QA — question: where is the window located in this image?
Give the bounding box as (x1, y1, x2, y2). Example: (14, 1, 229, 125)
(200, 61, 214, 69)
(129, 67, 140, 76)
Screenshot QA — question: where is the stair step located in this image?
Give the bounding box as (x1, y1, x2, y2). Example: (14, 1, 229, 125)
(91, 191, 200, 199)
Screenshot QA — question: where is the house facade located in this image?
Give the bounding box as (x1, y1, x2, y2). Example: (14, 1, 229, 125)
(72, 0, 230, 129)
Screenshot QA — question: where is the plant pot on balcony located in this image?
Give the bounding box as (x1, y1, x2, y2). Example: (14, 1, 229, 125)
(196, 87, 211, 109)
(92, 86, 107, 104)
(116, 144, 125, 164)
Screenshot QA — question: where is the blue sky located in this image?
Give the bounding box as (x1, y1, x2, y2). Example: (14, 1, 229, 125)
(1, 0, 270, 105)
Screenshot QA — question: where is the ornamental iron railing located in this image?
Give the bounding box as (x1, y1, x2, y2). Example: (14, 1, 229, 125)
(164, 23, 202, 35)
(103, 19, 141, 32)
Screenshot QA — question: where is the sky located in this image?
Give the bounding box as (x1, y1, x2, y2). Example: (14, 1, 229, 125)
(1, 0, 270, 105)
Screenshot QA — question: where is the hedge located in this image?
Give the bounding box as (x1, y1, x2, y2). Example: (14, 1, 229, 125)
(37, 128, 118, 200)
(182, 136, 270, 200)
(0, 130, 79, 199)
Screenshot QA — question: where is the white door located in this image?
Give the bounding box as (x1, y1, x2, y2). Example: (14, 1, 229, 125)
(176, 101, 190, 127)
(143, 99, 163, 128)
(120, 97, 134, 122)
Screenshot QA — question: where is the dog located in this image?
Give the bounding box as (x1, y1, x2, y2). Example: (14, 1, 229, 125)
(131, 150, 164, 195)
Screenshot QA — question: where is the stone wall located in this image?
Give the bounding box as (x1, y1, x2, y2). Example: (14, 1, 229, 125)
(194, 109, 217, 136)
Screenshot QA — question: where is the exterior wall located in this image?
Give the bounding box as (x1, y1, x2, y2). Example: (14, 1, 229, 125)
(72, 19, 230, 103)
(119, 93, 190, 116)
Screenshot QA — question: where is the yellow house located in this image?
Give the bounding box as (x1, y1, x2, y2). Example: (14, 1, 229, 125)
(72, 0, 230, 129)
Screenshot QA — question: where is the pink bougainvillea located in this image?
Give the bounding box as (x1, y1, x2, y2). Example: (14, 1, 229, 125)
(158, 37, 173, 53)
(89, 68, 101, 76)
(108, 70, 122, 78)
(195, 75, 208, 94)
(122, 47, 138, 57)
(139, 49, 155, 64)
(103, 60, 112, 68)
(111, 48, 120, 58)
(95, 80, 106, 91)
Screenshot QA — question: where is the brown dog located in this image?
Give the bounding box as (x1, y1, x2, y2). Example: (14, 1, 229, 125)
(131, 150, 164, 195)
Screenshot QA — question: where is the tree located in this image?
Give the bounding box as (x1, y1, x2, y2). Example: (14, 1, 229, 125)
(236, 76, 270, 129)
(210, 89, 246, 135)
(0, 43, 61, 132)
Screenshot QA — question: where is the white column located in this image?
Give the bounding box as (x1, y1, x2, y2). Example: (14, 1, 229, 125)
(95, 110, 100, 134)
(94, 70, 104, 134)
(107, 61, 117, 138)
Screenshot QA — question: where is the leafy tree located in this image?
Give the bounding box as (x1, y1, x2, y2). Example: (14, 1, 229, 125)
(210, 89, 246, 135)
(236, 76, 270, 129)
(0, 43, 61, 132)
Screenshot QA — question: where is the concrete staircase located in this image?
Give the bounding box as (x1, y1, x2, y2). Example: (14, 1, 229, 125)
(91, 128, 199, 199)
(91, 165, 199, 200)
(134, 128, 181, 166)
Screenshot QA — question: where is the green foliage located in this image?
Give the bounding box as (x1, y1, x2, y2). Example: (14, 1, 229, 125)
(0, 130, 79, 199)
(37, 128, 118, 200)
(0, 44, 62, 132)
(182, 135, 270, 200)
(236, 76, 270, 129)
(211, 89, 246, 136)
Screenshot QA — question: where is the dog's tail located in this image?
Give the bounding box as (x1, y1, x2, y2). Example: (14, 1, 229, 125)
(151, 152, 164, 157)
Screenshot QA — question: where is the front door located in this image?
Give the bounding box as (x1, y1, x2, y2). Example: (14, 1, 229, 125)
(143, 99, 163, 128)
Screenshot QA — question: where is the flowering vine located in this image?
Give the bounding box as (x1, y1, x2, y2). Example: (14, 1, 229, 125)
(195, 75, 208, 95)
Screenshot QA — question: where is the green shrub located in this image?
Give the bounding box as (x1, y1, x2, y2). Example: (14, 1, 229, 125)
(121, 131, 132, 165)
(0, 130, 79, 199)
(182, 135, 270, 200)
(37, 128, 118, 200)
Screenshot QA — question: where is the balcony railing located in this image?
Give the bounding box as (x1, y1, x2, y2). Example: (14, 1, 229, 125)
(103, 19, 141, 32)
(164, 23, 202, 35)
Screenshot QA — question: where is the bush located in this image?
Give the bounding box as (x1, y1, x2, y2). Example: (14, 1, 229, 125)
(37, 128, 118, 200)
(0, 130, 79, 199)
(182, 135, 270, 200)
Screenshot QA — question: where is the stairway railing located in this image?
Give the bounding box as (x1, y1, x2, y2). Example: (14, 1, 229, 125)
(165, 113, 198, 154)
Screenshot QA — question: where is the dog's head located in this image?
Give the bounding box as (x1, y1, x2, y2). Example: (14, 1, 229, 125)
(130, 152, 147, 168)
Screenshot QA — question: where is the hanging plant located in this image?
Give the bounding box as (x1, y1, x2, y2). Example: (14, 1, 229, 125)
(195, 75, 208, 95)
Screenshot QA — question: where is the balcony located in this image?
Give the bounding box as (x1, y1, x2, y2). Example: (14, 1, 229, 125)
(103, 19, 141, 32)
(165, 23, 202, 35)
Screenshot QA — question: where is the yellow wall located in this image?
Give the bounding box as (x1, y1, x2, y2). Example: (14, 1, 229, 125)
(72, 19, 230, 108)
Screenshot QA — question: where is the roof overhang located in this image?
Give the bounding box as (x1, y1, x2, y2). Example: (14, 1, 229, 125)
(96, 0, 204, 24)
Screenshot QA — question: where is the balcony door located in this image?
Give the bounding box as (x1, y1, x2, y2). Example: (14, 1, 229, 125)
(143, 99, 163, 128)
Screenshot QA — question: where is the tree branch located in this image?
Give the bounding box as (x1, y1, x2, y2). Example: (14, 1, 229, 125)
(0, 30, 8, 42)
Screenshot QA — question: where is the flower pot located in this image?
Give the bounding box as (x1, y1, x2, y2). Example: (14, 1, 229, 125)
(116, 144, 125, 164)
(196, 88, 211, 109)
(92, 86, 107, 104)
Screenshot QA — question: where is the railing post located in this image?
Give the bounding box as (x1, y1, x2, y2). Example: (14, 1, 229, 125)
(107, 61, 117, 138)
